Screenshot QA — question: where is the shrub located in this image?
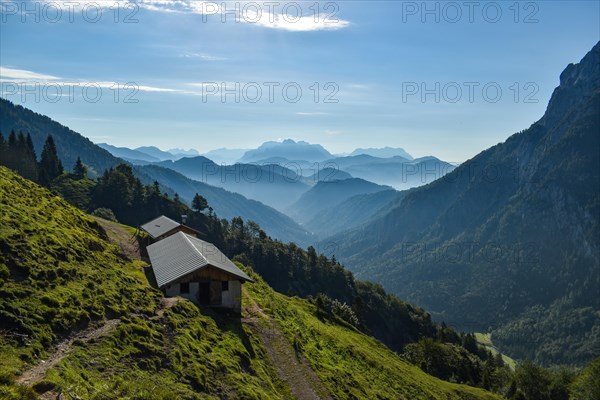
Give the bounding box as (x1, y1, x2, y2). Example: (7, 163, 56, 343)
(91, 208, 117, 222)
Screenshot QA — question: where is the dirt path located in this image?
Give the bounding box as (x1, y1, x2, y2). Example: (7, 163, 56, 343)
(17, 319, 120, 386)
(17, 297, 180, 388)
(93, 216, 142, 261)
(242, 293, 332, 400)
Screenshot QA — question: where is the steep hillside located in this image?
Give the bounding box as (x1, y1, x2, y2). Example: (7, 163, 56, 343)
(0, 166, 501, 400)
(135, 164, 315, 247)
(0, 98, 121, 176)
(330, 42, 600, 365)
(304, 189, 402, 238)
(287, 178, 392, 225)
(244, 273, 501, 400)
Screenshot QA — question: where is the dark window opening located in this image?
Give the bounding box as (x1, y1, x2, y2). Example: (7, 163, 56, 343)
(180, 282, 189, 294)
(222, 281, 229, 291)
(198, 282, 210, 304)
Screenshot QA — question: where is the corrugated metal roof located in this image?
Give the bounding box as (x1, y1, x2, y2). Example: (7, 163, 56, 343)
(147, 232, 253, 287)
(140, 215, 180, 239)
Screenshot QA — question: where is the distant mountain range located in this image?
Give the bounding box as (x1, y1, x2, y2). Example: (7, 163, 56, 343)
(201, 148, 248, 165)
(326, 41, 600, 366)
(286, 178, 393, 225)
(97, 143, 161, 163)
(325, 154, 456, 190)
(97, 141, 456, 209)
(239, 139, 333, 163)
(349, 146, 413, 160)
(134, 146, 180, 161)
(168, 147, 200, 157)
(154, 157, 311, 211)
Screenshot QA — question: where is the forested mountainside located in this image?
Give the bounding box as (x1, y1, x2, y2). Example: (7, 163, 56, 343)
(0, 98, 121, 176)
(329, 41, 600, 366)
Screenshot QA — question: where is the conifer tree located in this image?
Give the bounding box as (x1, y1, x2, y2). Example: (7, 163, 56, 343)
(192, 193, 209, 213)
(21, 133, 38, 182)
(38, 135, 63, 186)
(0, 132, 6, 164)
(3, 130, 18, 172)
(73, 156, 87, 179)
(0, 130, 37, 181)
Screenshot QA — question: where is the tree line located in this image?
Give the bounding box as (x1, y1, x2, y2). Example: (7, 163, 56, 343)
(0, 130, 86, 186)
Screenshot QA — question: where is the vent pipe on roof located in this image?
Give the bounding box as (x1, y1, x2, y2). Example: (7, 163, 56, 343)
(181, 214, 188, 225)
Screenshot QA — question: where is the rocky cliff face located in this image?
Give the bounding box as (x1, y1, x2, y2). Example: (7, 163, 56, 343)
(541, 41, 600, 132)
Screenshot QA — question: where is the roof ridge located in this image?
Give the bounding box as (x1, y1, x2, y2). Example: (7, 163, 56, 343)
(181, 232, 208, 265)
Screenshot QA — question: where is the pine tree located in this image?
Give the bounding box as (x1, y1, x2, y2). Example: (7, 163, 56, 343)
(38, 135, 63, 186)
(3, 130, 18, 172)
(21, 133, 38, 182)
(0, 132, 6, 165)
(73, 156, 87, 179)
(0, 130, 37, 181)
(7, 130, 16, 148)
(192, 193, 209, 213)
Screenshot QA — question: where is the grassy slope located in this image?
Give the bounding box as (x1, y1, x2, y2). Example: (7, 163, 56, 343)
(474, 333, 517, 370)
(246, 274, 502, 400)
(0, 167, 289, 399)
(0, 166, 500, 399)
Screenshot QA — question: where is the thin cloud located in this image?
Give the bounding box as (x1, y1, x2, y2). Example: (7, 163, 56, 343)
(296, 112, 330, 116)
(42, 0, 350, 31)
(0, 67, 179, 93)
(252, 12, 349, 32)
(183, 52, 229, 61)
(0, 66, 60, 81)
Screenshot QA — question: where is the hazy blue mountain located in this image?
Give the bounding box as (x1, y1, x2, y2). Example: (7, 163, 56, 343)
(350, 146, 413, 160)
(98, 143, 161, 163)
(134, 146, 177, 161)
(305, 167, 352, 183)
(135, 164, 315, 247)
(328, 154, 410, 167)
(239, 139, 333, 163)
(201, 147, 249, 165)
(305, 189, 401, 238)
(326, 154, 456, 190)
(0, 98, 121, 176)
(155, 157, 311, 211)
(250, 157, 315, 171)
(168, 148, 199, 158)
(155, 156, 217, 175)
(327, 42, 600, 366)
(287, 178, 392, 225)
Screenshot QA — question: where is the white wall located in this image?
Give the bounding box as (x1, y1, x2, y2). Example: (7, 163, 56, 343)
(164, 280, 242, 311)
(221, 280, 242, 312)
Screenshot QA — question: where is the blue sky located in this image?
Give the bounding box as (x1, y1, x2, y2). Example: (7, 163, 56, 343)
(1, 0, 598, 161)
